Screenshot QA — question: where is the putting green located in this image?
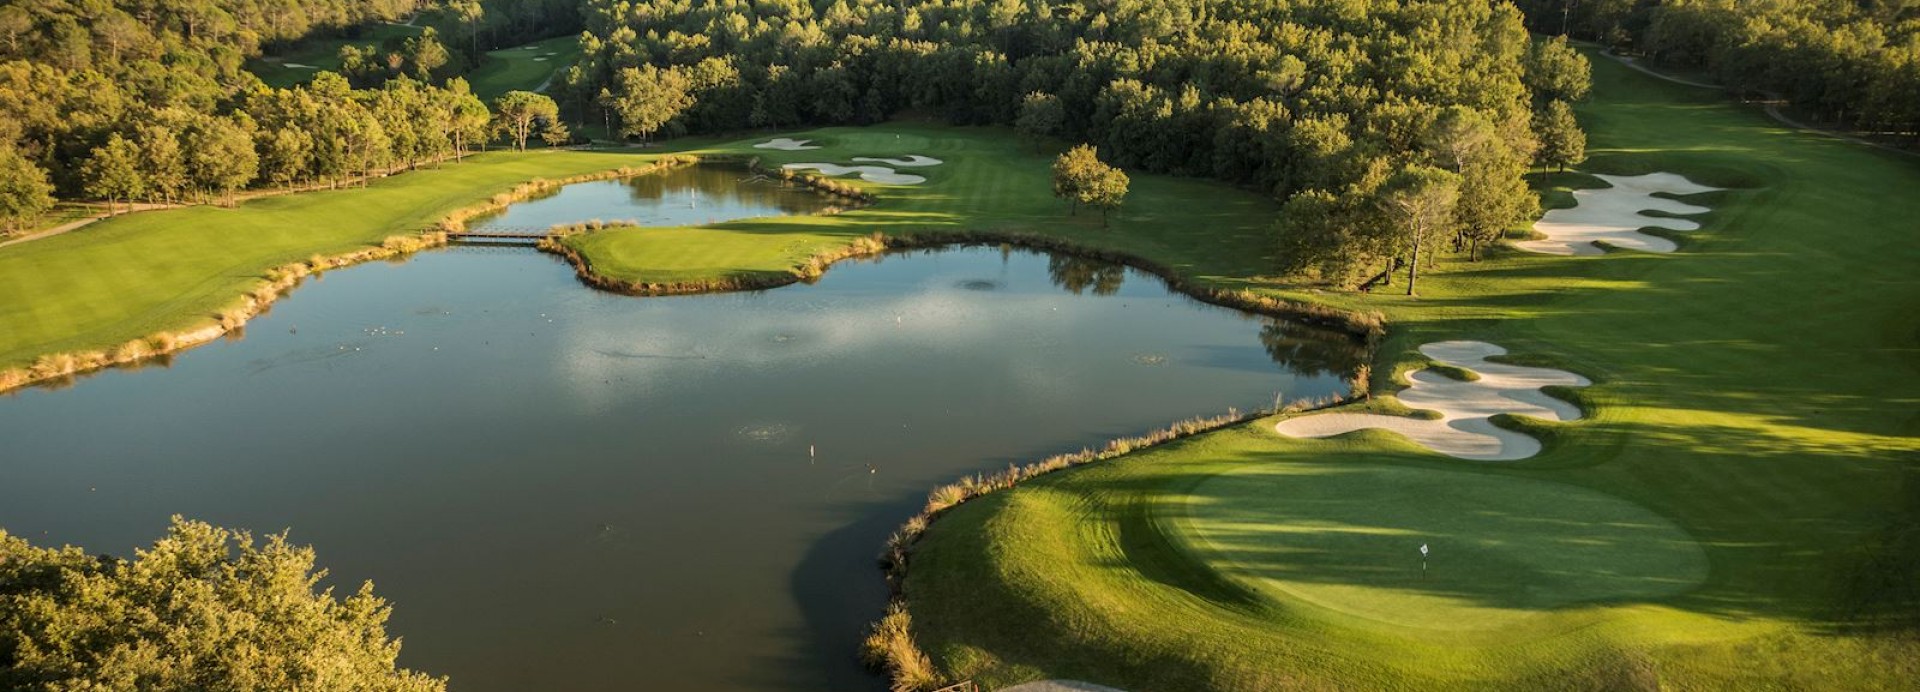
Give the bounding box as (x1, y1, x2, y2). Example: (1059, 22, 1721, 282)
(1174, 463, 1708, 631)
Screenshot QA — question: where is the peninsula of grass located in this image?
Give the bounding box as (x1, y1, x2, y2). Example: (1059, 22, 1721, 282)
(890, 51, 1920, 689)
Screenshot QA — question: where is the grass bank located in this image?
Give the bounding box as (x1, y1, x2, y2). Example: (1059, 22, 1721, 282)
(0, 148, 676, 383)
(889, 49, 1920, 689)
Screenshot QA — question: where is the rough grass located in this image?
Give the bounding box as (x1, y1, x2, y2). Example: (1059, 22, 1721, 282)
(897, 48, 1920, 690)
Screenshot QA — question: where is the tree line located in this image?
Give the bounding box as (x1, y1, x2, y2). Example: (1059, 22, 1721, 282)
(1516, 0, 1920, 143)
(0, 1, 584, 232)
(553, 0, 1589, 289)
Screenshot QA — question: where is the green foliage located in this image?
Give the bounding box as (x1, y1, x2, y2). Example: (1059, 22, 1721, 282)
(611, 64, 696, 142)
(80, 133, 143, 212)
(0, 145, 53, 231)
(0, 517, 445, 692)
(1536, 100, 1588, 172)
(1016, 92, 1066, 150)
(491, 90, 560, 151)
(1526, 35, 1593, 104)
(1376, 165, 1460, 295)
(1049, 143, 1129, 224)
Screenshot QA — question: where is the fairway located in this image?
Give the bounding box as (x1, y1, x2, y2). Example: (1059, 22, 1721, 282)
(1175, 463, 1708, 631)
(468, 35, 582, 100)
(896, 45, 1920, 691)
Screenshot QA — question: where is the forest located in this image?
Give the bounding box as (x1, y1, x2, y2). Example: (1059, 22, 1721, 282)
(553, 0, 1586, 287)
(0, 0, 581, 231)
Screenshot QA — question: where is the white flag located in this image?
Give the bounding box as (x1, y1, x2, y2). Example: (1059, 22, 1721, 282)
(1420, 543, 1429, 557)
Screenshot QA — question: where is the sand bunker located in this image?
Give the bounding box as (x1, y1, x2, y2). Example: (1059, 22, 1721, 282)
(283, 63, 318, 70)
(782, 163, 926, 185)
(1518, 172, 1721, 255)
(851, 155, 943, 167)
(753, 138, 821, 151)
(1274, 341, 1589, 460)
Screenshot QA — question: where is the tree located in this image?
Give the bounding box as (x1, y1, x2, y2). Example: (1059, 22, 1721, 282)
(261, 127, 314, 189)
(136, 124, 186, 204)
(1016, 92, 1064, 151)
(439, 79, 492, 160)
(492, 91, 559, 151)
(405, 27, 453, 82)
(1084, 164, 1130, 226)
(1050, 144, 1098, 215)
(81, 133, 144, 214)
(1535, 99, 1586, 172)
(187, 117, 258, 206)
(0, 146, 54, 232)
(1377, 165, 1460, 296)
(541, 119, 572, 148)
(1526, 36, 1592, 104)
(0, 518, 445, 691)
(611, 65, 695, 142)
(449, 0, 485, 57)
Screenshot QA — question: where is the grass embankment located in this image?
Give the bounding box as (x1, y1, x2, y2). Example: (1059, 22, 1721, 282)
(0, 149, 669, 376)
(894, 51, 1920, 689)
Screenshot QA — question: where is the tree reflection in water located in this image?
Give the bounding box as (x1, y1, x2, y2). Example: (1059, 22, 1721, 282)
(1047, 254, 1126, 296)
(1259, 320, 1369, 379)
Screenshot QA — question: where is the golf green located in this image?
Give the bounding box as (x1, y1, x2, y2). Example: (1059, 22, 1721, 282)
(1174, 463, 1708, 631)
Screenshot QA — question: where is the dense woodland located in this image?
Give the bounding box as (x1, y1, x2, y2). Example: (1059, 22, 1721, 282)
(553, 0, 1589, 288)
(0, 0, 585, 232)
(1517, 0, 1920, 139)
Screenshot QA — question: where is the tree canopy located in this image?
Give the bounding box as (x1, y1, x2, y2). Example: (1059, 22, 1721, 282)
(0, 517, 444, 692)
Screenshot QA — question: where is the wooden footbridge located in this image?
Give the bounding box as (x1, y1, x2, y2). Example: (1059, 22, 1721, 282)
(444, 226, 557, 243)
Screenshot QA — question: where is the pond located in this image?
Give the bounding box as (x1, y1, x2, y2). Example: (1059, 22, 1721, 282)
(467, 165, 837, 231)
(0, 185, 1362, 691)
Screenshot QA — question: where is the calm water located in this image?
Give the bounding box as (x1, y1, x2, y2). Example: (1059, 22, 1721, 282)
(0, 197, 1360, 691)
(469, 165, 835, 231)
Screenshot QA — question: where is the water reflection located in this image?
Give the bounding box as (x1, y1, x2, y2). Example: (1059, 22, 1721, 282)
(1047, 254, 1126, 295)
(0, 247, 1356, 691)
(1260, 320, 1370, 379)
(469, 165, 835, 231)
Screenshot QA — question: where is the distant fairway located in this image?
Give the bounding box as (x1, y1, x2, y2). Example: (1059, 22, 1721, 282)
(468, 35, 581, 101)
(1175, 463, 1708, 631)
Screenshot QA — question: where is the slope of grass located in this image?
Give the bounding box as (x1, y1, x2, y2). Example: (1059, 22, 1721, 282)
(467, 35, 581, 101)
(899, 49, 1920, 689)
(0, 150, 662, 369)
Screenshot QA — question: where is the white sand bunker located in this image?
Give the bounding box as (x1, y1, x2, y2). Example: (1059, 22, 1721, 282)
(283, 63, 318, 70)
(753, 138, 821, 151)
(1518, 172, 1721, 255)
(782, 163, 926, 185)
(1274, 341, 1589, 461)
(851, 155, 943, 167)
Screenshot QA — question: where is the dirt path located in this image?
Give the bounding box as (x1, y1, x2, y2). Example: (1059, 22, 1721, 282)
(0, 203, 179, 249)
(1598, 51, 1918, 160)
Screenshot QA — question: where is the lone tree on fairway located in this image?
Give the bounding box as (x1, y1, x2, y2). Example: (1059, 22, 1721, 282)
(492, 91, 561, 151)
(1378, 164, 1460, 296)
(1052, 144, 1130, 224)
(0, 517, 445, 691)
(0, 146, 54, 232)
(1536, 100, 1586, 172)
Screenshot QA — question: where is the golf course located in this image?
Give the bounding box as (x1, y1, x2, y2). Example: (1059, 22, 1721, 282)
(890, 49, 1920, 689)
(1, 7, 1916, 689)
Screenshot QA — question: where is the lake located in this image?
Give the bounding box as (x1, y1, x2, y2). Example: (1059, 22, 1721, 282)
(0, 172, 1360, 690)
